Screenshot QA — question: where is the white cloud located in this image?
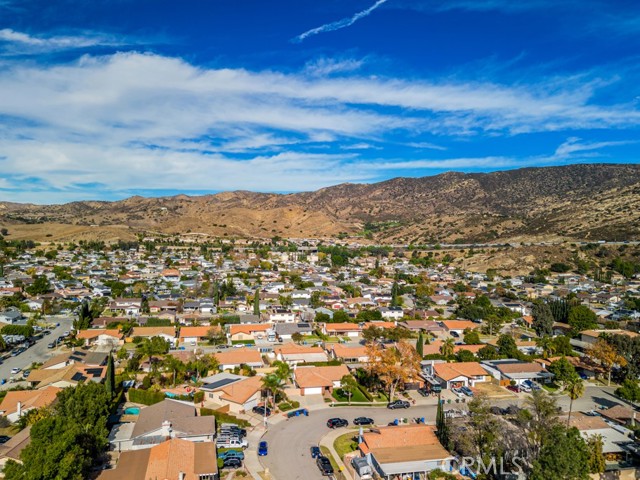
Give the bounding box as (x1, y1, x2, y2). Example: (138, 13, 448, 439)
(0, 51, 638, 202)
(554, 137, 636, 158)
(293, 0, 390, 43)
(304, 57, 365, 76)
(0, 28, 125, 54)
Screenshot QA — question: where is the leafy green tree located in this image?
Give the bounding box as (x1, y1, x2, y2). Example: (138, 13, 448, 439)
(5, 383, 111, 480)
(462, 329, 480, 345)
(141, 336, 170, 371)
(547, 357, 577, 387)
(25, 275, 51, 296)
(439, 338, 455, 358)
(340, 374, 358, 405)
(455, 349, 476, 362)
(361, 326, 383, 344)
(477, 345, 499, 360)
(532, 302, 554, 337)
(615, 378, 640, 402)
(586, 434, 605, 474)
(163, 355, 185, 386)
(253, 290, 261, 316)
(497, 334, 519, 358)
(568, 305, 598, 335)
(530, 425, 590, 480)
(291, 332, 303, 344)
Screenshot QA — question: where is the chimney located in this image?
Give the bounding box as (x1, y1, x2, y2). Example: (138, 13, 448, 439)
(178, 473, 186, 480)
(161, 420, 172, 438)
(16, 401, 22, 418)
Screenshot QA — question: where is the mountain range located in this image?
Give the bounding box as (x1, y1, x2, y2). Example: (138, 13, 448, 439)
(1, 163, 639, 243)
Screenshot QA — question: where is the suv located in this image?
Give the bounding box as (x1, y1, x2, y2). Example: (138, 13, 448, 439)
(223, 457, 242, 469)
(460, 386, 474, 397)
(252, 405, 272, 417)
(326, 418, 348, 428)
(316, 456, 334, 476)
(387, 400, 410, 409)
(353, 417, 374, 426)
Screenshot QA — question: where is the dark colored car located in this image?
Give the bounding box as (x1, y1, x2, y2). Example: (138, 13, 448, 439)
(417, 387, 429, 396)
(223, 457, 243, 469)
(252, 405, 272, 417)
(47, 342, 55, 349)
(353, 417, 374, 426)
(310, 446, 321, 459)
(220, 427, 246, 438)
(316, 456, 334, 476)
(258, 441, 268, 456)
(387, 400, 410, 409)
(42, 330, 51, 335)
(506, 385, 521, 393)
(0, 436, 10, 444)
(326, 418, 348, 428)
(218, 450, 244, 460)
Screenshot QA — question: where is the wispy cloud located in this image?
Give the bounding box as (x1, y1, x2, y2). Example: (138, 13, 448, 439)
(304, 57, 365, 76)
(0, 28, 128, 54)
(554, 137, 636, 158)
(293, 0, 390, 43)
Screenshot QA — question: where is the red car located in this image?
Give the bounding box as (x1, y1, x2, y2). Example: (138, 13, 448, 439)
(506, 385, 521, 393)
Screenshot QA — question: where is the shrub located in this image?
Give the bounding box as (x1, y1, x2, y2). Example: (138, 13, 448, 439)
(128, 388, 165, 405)
(200, 408, 250, 427)
(357, 384, 373, 402)
(193, 391, 204, 403)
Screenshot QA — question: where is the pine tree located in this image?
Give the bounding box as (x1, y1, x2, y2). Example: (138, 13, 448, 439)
(254, 290, 260, 316)
(105, 354, 115, 398)
(416, 331, 424, 358)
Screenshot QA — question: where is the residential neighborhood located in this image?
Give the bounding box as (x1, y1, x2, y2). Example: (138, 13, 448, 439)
(0, 236, 638, 479)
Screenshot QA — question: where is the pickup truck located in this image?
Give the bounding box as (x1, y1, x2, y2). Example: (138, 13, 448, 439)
(215, 437, 248, 449)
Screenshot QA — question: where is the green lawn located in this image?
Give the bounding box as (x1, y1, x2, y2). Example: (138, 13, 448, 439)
(332, 388, 369, 403)
(333, 432, 359, 459)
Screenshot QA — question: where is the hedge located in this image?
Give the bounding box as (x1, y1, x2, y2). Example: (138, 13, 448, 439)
(357, 384, 373, 402)
(128, 388, 165, 405)
(200, 408, 251, 427)
(278, 400, 300, 412)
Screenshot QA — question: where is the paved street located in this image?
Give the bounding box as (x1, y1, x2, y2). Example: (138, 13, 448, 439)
(0, 316, 74, 388)
(257, 385, 623, 480)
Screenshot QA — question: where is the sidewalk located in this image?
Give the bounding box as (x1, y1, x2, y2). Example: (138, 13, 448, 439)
(244, 424, 268, 480)
(319, 428, 355, 480)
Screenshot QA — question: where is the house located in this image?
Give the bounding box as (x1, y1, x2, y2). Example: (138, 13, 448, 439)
(267, 308, 296, 323)
(161, 269, 181, 283)
(275, 343, 329, 365)
(379, 307, 404, 320)
(108, 399, 216, 452)
(0, 425, 31, 470)
(98, 437, 218, 480)
(599, 405, 637, 428)
(76, 329, 123, 348)
(439, 320, 479, 336)
(228, 324, 271, 343)
(213, 348, 263, 371)
(358, 424, 454, 479)
(130, 326, 176, 347)
(422, 341, 484, 357)
(322, 322, 362, 337)
(38, 350, 107, 370)
(273, 322, 314, 341)
(398, 320, 446, 335)
(200, 373, 263, 414)
(0, 307, 24, 325)
(293, 364, 350, 396)
(569, 412, 637, 460)
(108, 298, 142, 316)
(481, 359, 552, 386)
(0, 386, 61, 423)
(26, 363, 105, 388)
(179, 326, 219, 346)
(430, 362, 490, 389)
(580, 329, 639, 346)
(329, 344, 370, 364)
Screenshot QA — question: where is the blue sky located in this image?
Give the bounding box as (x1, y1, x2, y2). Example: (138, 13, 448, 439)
(0, 0, 639, 203)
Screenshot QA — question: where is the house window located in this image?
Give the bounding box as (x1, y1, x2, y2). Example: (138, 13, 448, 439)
(199, 474, 216, 480)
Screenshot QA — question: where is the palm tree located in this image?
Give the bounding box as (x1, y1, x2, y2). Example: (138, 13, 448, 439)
(565, 374, 585, 426)
(535, 336, 555, 358)
(440, 338, 455, 359)
(261, 374, 282, 409)
(163, 355, 185, 386)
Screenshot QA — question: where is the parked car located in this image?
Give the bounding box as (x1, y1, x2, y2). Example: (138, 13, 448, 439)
(460, 386, 474, 397)
(216, 437, 248, 449)
(217, 450, 245, 460)
(451, 387, 465, 397)
(417, 387, 429, 396)
(47, 342, 55, 349)
(22, 370, 30, 379)
(519, 383, 532, 393)
(0, 436, 10, 444)
(220, 427, 246, 438)
(252, 405, 272, 416)
(258, 441, 268, 456)
(316, 456, 334, 476)
(327, 418, 348, 428)
(42, 330, 51, 336)
(223, 457, 243, 469)
(450, 331, 460, 338)
(489, 406, 506, 415)
(387, 400, 410, 409)
(310, 446, 321, 459)
(353, 417, 374, 426)
(506, 385, 521, 393)
(10, 367, 21, 375)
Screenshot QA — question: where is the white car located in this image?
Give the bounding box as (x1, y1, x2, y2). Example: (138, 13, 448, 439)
(10, 367, 21, 375)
